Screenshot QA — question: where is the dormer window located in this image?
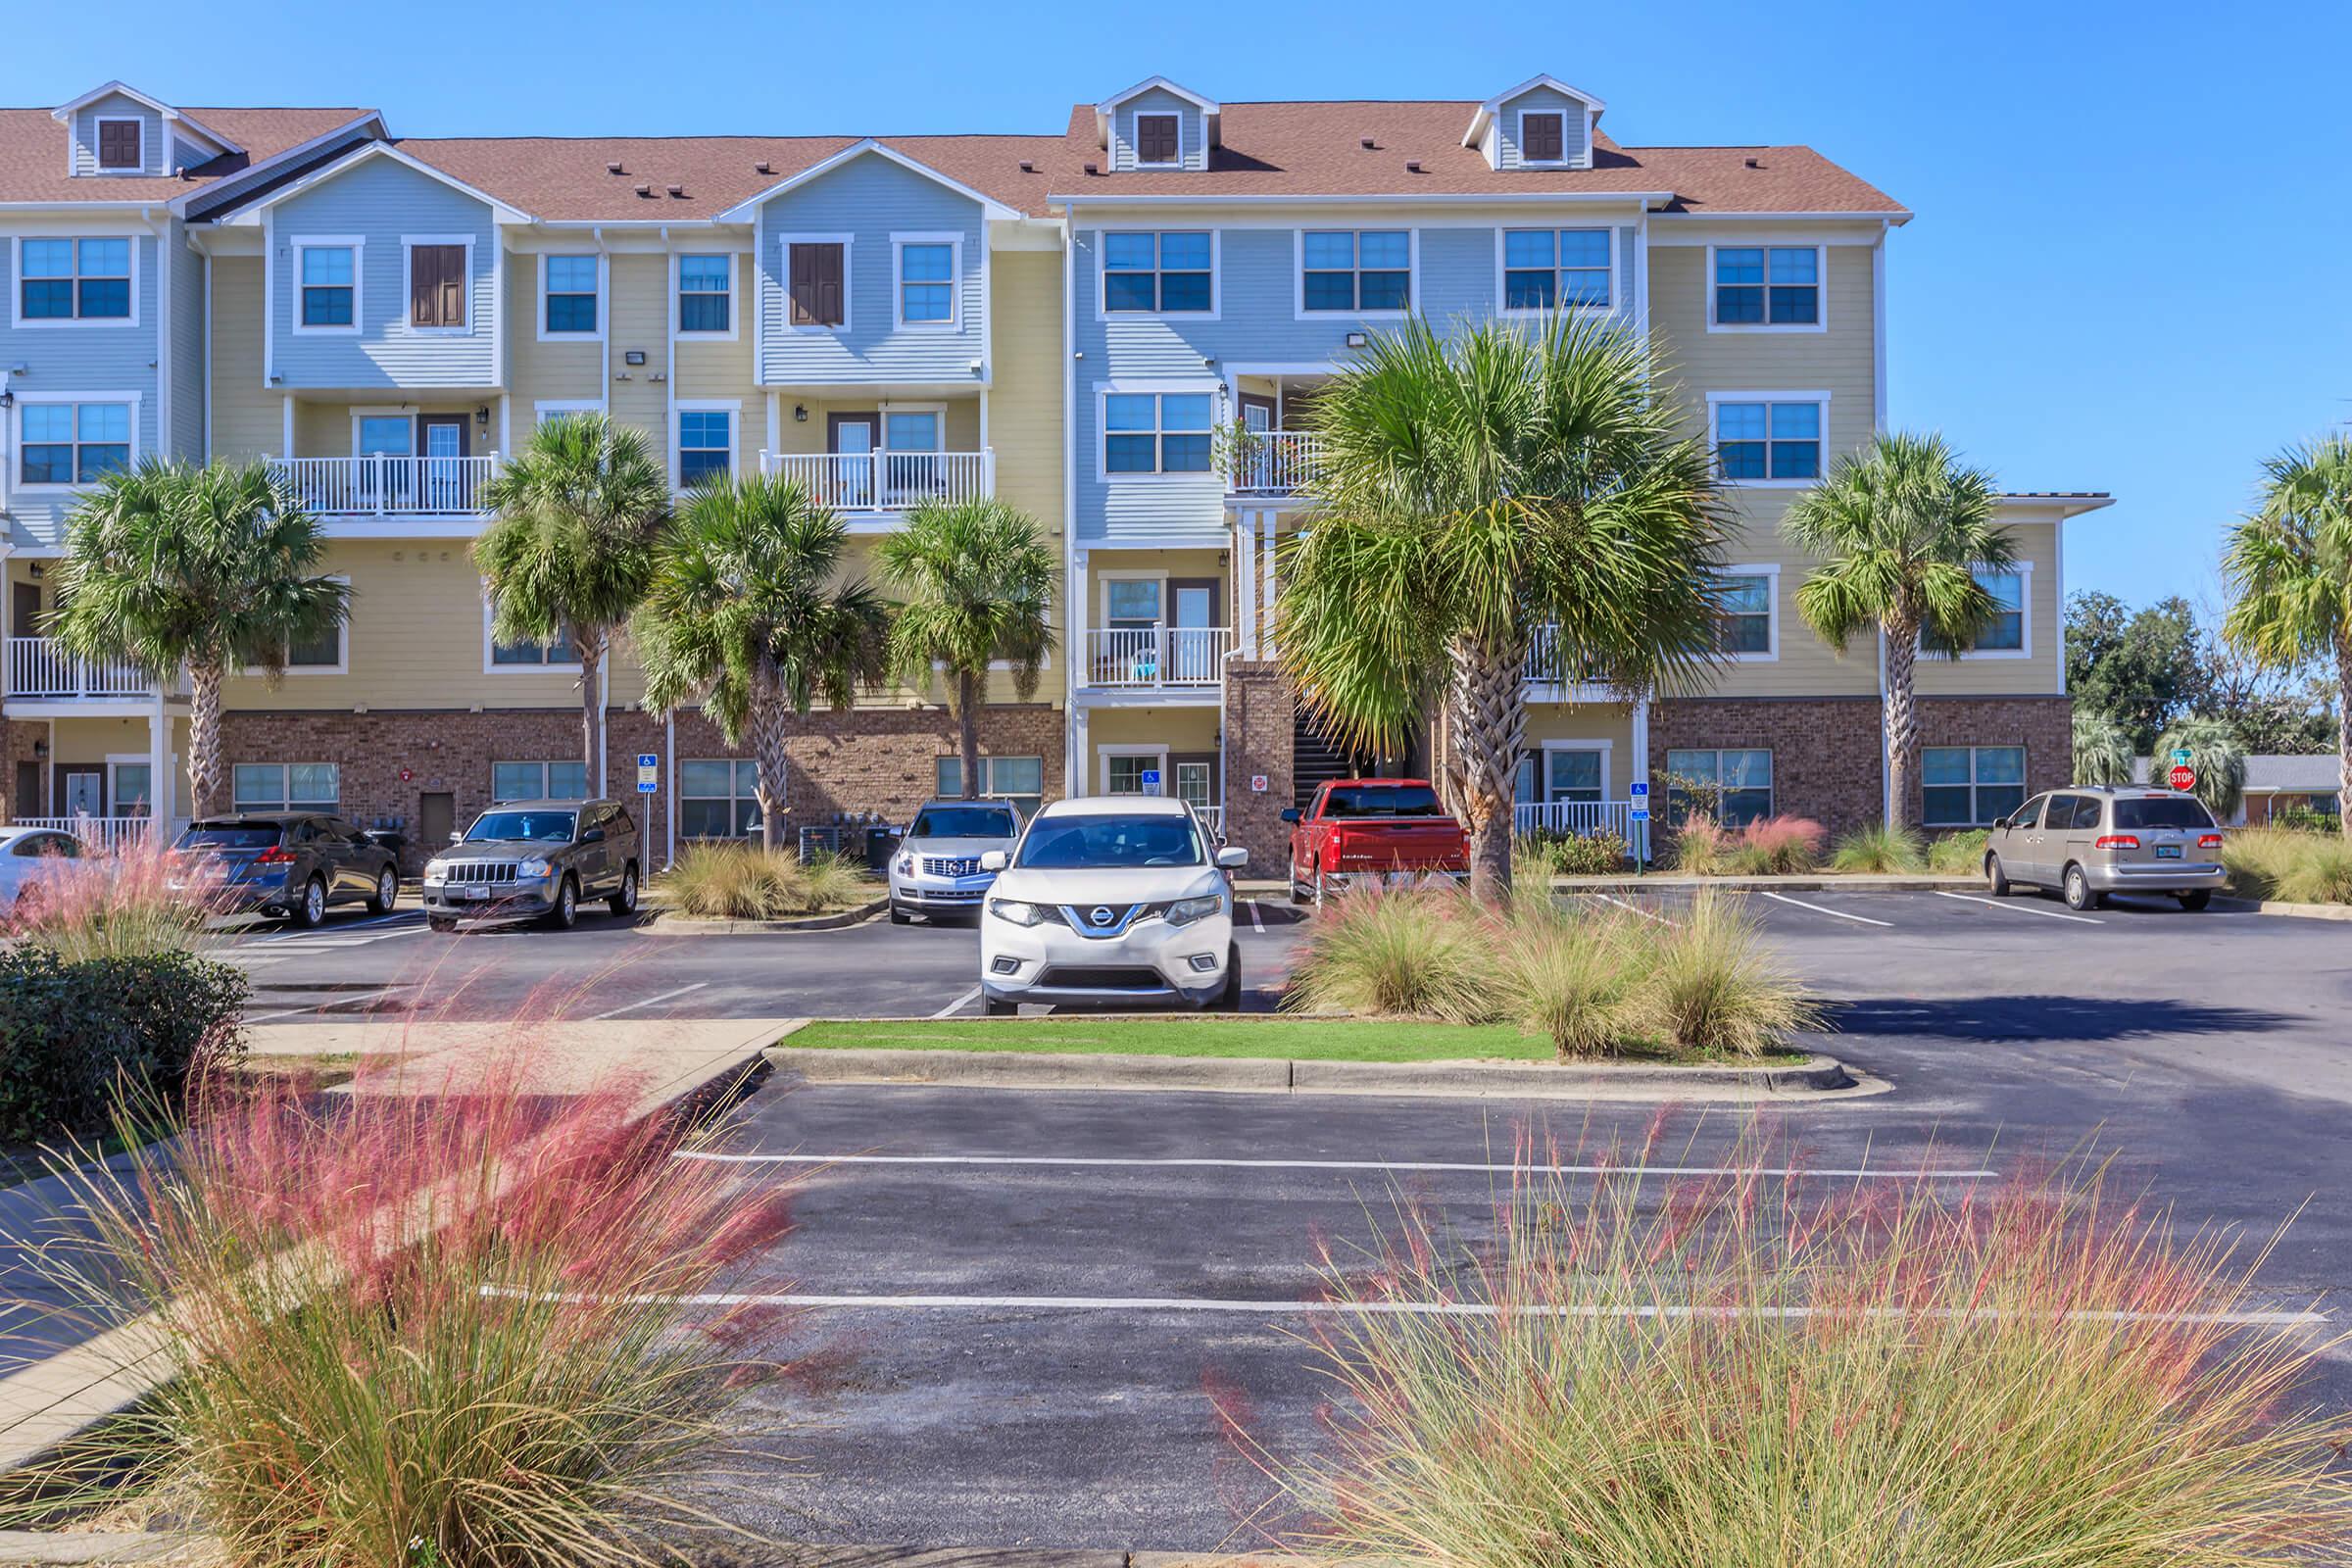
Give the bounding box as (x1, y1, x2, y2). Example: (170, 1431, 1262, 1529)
(1136, 113, 1181, 167)
(96, 119, 142, 172)
(1521, 112, 1565, 164)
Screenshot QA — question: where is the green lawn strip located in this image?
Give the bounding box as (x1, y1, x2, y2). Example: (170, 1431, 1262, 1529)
(790, 1015, 1804, 1067)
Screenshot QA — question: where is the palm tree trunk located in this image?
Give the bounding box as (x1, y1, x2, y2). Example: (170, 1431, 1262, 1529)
(1446, 633, 1526, 905)
(187, 661, 225, 818)
(2336, 634, 2352, 841)
(578, 631, 604, 798)
(957, 668, 981, 800)
(748, 665, 792, 856)
(1883, 618, 1920, 829)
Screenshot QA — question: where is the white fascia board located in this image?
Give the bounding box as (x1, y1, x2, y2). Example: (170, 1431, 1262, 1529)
(1045, 189, 1675, 208)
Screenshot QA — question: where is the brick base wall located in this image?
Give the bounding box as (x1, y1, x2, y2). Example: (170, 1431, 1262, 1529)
(1220, 662, 1297, 872)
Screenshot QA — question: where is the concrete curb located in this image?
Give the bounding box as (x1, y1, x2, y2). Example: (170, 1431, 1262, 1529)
(764, 1043, 1856, 1101)
(2215, 895, 2352, 921)
(0, 1535, 1312, 1566)
(1550, 873, 1973, 894)
(644, 898, 889, 935)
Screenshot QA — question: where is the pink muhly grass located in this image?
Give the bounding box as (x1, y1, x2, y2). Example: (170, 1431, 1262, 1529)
(1728, 814, 1827, 875)
(3, 836, 222, 963)
(1220, 1118, 2352, 1567)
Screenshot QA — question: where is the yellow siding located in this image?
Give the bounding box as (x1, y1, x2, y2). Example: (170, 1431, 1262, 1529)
(290, 398, 484, 459)
(605, 254, 670, 453)
(1085, 706, 1220, 792)
(505, 254, 603, 417)
(210, 256, 277, 460)
(1648, 244, 1878, 464)
(672, 251, 757, 402)
(991, 250, 1065, 540)
(1914, 520, 2061, 697)
(1522, 704, 1640, 796)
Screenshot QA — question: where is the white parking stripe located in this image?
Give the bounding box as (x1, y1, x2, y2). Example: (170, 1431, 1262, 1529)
(1248, 899, 1264, 933)
(582, 981, 710, 1020)
(1592, 892, 1678, 926)
(932, 985, 981, 1019)
(679, 1152, 1998, 1179)
(1934, 891, 2103, 925)
(1760, 891, 1893, 928)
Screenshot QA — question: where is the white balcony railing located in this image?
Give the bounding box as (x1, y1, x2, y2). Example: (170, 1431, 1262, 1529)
(1194, 805, 1225, 841)
(13, 814, 186, 852)
(7, 638, 152, 700)
(759, 451, 994, 514)
(1083, 626, 1232, 688)
(1227, 431, 1321, 495)
(269, 455, 498, 517)
(1514, 799, 1636, 841)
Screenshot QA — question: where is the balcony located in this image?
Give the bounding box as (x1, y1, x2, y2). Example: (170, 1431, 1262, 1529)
(269, 456, 499, 519)
(759, 451, 994, 522)
(1513, 799, 1637, 841)
(7, 638, 153, 702)
(1081, 627, 1233, 691)
(13, 814, 187, 852)
(1226, 431, 1321, 497)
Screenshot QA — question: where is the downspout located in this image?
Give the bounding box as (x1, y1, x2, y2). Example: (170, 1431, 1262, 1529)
(1060, 206, 1079, 803)
(664, 710, 677, 870)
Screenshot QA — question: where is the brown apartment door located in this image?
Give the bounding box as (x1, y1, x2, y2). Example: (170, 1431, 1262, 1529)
(418, 792, 456, 855)
(13, 581, 40, 640)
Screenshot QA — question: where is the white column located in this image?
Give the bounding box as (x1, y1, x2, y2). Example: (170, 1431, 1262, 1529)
(1072, 706, 1092, 801)
(1259, 512, 1279, 662)
(1070, 547, 1090, 688)
(148, 692, 168, 834)
(1631, 694, 1651, 863)
(1233, 511, 1258, 658)
(664, 710, 677, 871)
(280, 395, 294, 460)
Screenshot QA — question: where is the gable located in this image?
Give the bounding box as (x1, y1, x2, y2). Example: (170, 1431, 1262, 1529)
(69, 91, 166, 177)
(1494, 84, 1594, 171)
(1108, 87, 1207, 172)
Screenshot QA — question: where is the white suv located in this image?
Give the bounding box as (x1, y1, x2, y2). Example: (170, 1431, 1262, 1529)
(978, 797, 1248, 1014)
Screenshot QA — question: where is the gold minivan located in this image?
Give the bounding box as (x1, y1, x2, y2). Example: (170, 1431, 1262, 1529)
(1983, 787, 2226, 911)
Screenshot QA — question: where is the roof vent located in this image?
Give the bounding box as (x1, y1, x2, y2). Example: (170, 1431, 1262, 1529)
(1405, 160, 1423, 173)
(666, 184, 684, 198)
(634, 183, 653, 198)
(1359, 136, 1377, 150)
(606, 162, 624, 175)
(1084, 161, 1100, 175)
(756, 161, 772, 174)
(1743, 157, 1762, 169)
(1018, 160, 1035, 173)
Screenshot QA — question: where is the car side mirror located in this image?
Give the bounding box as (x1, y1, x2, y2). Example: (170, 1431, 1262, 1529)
(1279, 808, 1301, 823)
(1991, 816, 2010, 831)
(1215, 845, 1250, 869)
(979, 850, 1008, 872)
(580, 826, 606, 844)
(448, 830, 464, 845)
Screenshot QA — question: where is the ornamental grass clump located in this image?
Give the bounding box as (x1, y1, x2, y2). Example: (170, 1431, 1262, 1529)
(1725, 813, 1826, 875)
(1281, 883, 1498, 1023)
(664, 841, 871, 919)
(1669, 812, 1731, 875)
(21, 1047, 797, 1567)
(2222, 823, 2352, 905)
(5, 836, 221, 963)
(1493, 902, 1651, 1059)
(1641, 889, 1819, 1056)
(1828, 821, 1925, 874)
(1227, 1129, 2352, 1567)
(1928, 825, 1992, 874)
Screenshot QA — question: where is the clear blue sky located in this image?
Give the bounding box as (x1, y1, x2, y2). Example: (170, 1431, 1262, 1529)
(10, 0, 2344, 610)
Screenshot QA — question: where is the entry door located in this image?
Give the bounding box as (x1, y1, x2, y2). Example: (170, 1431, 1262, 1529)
(418, 792, 456, 853)
(62, 769, 102, 819)
(1235, 395, 1276, 488)
(1168, 578, 1220, 682)
(419, 416, 469, 512)
(12, 582, 40, 640)
(827, 414, 877, 509)
(1170, 754, 1218, 827)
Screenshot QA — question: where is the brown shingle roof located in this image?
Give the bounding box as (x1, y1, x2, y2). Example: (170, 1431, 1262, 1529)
(0, 106, 374, 205)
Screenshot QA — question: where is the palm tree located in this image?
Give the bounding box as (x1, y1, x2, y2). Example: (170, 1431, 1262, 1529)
(2072, 710, 2134, 787)
(51, 459, 346, 820)
(2153, 716, 2248, 823)
(1276, 314, 1731, 902)
(633, 474, 890, 853)
(475, 412, 670, 796)
(876, 498, 1056, 801)
(2223, 433, 2352, 837)
(1785, 431, 2011, 830)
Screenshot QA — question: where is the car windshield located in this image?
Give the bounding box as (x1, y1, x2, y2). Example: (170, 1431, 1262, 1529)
(2113, 797, 2217, 831)
(911, 806, 1019, 839)
(1322, 784, 1445, 817)
(178, 825, 281, 850)
(1016, 813, 1204, 869)
(465, 810, 576, 844)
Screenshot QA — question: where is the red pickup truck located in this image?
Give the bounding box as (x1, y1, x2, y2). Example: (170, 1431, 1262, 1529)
(1283, 778, 1470, 906)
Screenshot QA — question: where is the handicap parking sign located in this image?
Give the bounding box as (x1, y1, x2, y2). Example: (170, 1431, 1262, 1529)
(1629, 779, 1650, 820)
(1140, 768, 1162, 796)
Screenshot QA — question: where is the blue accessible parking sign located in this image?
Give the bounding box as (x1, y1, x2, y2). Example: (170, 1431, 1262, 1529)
(1629, 779, 1650, 821)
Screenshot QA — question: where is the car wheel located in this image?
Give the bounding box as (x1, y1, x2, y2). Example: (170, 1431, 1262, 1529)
(1217, 943, 1243, 1011)
(292, 876, 327, 929)
(889, 903, 913, 925)
(1313, 871, 1331, 909)
(1288, 865, 1309, 906)
(607, 863, 640, 917)
(545, 875, 580, 930)
(366, 865, 399, 915)
(2063, 863, 2101, 911)
(983, 995, 1015, 1016)
(2177, 889, 2212, 911)
(1984, 854, 2010, 897)
(428, 915, 457, 934)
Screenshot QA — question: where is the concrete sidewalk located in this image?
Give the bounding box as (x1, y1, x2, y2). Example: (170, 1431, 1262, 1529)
(0, 1534, 1314, 1564)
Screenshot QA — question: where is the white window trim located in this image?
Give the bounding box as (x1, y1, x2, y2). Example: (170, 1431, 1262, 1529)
(1704, 242, 1828, 334)
(1537, 739, 1614, 803)
(1922, 745, 2027, 830)
(1514, 107, 1571, 169)
(778, 232, 854, 335)
(1293, 227, 1419, 322)
(1095, 228, 1221, 322)
(1926, 561, 2034, 662)
(890, 232, 963, 332)
(10, 390, 142, 494)
(1704, 390, 1831, 490)
(672, 397, 743, 489)
(244, 573, 350, 676)
(879, 401, 948, 452)
(1130, 109, 1185, 170)
(480, 594, 582, 675)
(1494, 224, 1616, 319)
(104, 753, 160, 818)
(535, 253, 605, 342)
(1093, 379, 1222, 485)
(7, 234, 142, 330)
(348, 407, 416, 457)
(230, 761, 342, 813)
(492, 760, 590, 803)
(289, 235, 363, 337)
(1663, 747, 1776, 817)
(1097, 743, 1170, 796)
(92, 116, 148, 174)
(679, 758, 765, 838)
(1097, 567, 1167, 626)
(673, 251, 741, 342)
(937, 756, 1046, 800)
(533, 397, 606, 423)
(1715, 563, 1781, 663)
(401, 234, 477, 337)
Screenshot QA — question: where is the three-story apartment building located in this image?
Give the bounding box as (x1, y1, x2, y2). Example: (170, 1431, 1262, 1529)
(0, 74, 2104, 866)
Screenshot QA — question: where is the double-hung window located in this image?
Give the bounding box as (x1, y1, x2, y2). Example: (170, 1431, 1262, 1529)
(1665, 749, 1774, 826)
(1924, 746, 2026, 828)
(233, 762, 339, 814)
(681, 760, 762, 839)
(897, 241, 955, 325)
(1714, 400, 1822, 482)
(543, 256, 598, 334)
(1102, 232, 1211, 314)
(1300, 230, 1409, 314)
(678, 255, 730, 333)
(21, 238, 130, 321)
(19, 402, 130, 485)
(1714, 246, 1820, 326)
(1103, 392, 1213, 475)
(678, 409, 732, 483)
(1502, 228, 1610, 312)
(299, 244, 356, 328)
(936, 755, 1044, 816)
(487, 602, 575, 668)
(1712, 573, 1773, 656)
(1925, 569, 2027, 655)
(492, 760, 588, 802)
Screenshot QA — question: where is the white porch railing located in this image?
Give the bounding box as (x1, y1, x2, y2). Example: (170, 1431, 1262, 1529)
(14, 814, 185, 852)
(759, 451, 994, 514)
(269, 455, 498, 516)
(1513, 799, 1636, 840)
(1082, 627, 1232, 688)
(7, 638, 152, 700)
(1194, 805, 1225, 841)
(1227, 431, 1321, 495)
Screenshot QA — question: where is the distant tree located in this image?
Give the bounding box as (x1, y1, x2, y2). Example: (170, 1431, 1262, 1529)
(2071, 711, 2134, 787)
(2064, 591, 2200, 753)
(2152, 716, 2247, 821)
(2184, 618, 2335, 755)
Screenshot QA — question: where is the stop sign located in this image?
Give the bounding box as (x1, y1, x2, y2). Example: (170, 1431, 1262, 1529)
(2168, 763, 2196, 791)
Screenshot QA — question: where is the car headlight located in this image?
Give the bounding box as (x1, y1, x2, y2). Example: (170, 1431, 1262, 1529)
(1166, 893, 1225, 927)
(515, 858, 554, 879)
(988, 897, 1047, 927)
(895, 854, 914, 876)
(423, 861, 448, 883)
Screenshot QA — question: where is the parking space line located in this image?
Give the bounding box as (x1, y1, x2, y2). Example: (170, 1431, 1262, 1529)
(1934, 891, 2103, 925)
(680, 1152, 1997, 1179)
(1247, 899, 1264, 933)
(932, 986, 981, 1019)
(583, 981, 710, 1020)
(1760, 891, 1893, 928)
(1592, 892, 1678, 926)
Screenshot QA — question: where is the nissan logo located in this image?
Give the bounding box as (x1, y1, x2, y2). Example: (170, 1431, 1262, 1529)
(1091, 906, 1115, 926)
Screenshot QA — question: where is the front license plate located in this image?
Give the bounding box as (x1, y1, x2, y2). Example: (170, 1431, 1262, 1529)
(2153, 845, 2182, 859)
(464, 884, 492, 899)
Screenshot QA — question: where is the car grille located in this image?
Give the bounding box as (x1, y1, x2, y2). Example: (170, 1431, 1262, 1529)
(923, 856, 985, 877)
(440, 860, 521, 884)
(1036, 965, 1169, 992)
(1062, 902, 1146, 937)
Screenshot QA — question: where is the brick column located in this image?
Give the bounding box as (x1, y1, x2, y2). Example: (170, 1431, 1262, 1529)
(1221, 660, 1295, 871)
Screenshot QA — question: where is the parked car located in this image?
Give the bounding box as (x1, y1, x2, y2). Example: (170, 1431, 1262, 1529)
(421, 799, 641, 931)
(1984, 786, 2227, 911)
(1283, 778, 1470, 906)
(170, 814, 402, 928)
(978, 797, 1248, 1013)
(889, 798, 1024, 924)
(0, 825, 84, 913)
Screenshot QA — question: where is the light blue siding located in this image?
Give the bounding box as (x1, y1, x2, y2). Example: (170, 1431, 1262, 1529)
(269, 154, 499, 390)
(70, 93, 165, 175)
(1108, 89, 1207, 172)
(1494, 87, 1592, 170)
(169, 219, 206, 458)
(754, 151, 987, 387)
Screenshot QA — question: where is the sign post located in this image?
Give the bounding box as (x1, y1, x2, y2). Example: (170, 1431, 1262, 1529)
(636, 753, 660, 796)
(1628, 780, 1651, 870)
(2167, 748, 2194, 794)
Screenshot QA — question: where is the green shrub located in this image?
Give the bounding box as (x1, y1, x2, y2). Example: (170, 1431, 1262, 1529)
(1829, 822, 1925, 873)
(1928, 827, 1991, 874)
(1519, 830, 1632, 876)
(1639, 892, 1819, 1057)
(2222, 825, 2352, 905)
(1496, 904, 1651, 1059)
(2269, 806, 2341, 836)
(0, 948, 247, 1144)
(663, 843, 873, 918)
(1282, 887, 1499, 1023)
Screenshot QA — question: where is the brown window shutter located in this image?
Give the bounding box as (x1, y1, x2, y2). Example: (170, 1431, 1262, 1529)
(1524, 114, 1564, 163)
(789, 244, 814, 324)
(413, 245, 466, 327)
(1137, 114, 1179, 164)
(98, 120, 141, 170)
(815, 244, 842, 324)
(792, 243, 843, 326)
